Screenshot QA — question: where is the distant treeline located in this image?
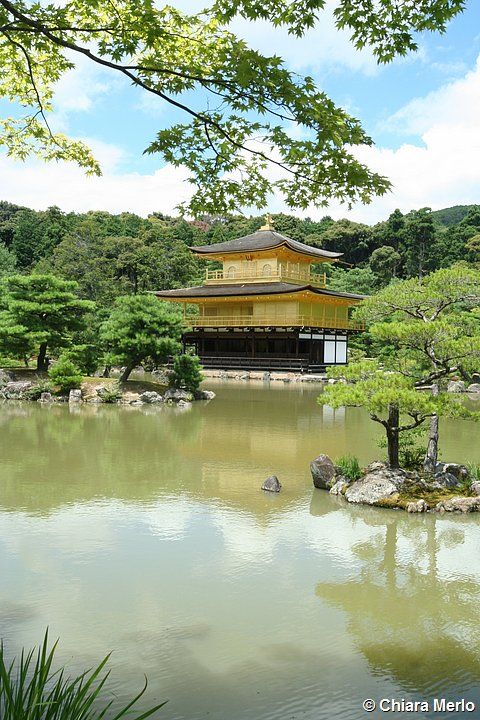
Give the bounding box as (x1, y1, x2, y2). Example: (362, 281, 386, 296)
(0, 201, 479, 302)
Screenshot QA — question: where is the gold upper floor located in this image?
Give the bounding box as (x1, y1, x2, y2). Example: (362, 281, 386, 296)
(205, 257, 327, 287)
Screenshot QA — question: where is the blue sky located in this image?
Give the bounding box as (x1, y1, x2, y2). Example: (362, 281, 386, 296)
(1, 0, 480, 222)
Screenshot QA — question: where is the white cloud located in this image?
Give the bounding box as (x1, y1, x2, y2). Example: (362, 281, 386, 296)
(50, 53, 115, 132)
(2, 54, 480, 223)
(54, 63, 109, 114)
(173, 0, 378, 75)
(388, 55, 480, 136)
(335, 55, 480, 223)
(245, 52, 480, 223)
(0, 141, 192, 215)
(230, 6, 378, 76)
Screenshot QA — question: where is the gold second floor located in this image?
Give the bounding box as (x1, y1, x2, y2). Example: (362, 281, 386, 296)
(181, 298, 364, 331)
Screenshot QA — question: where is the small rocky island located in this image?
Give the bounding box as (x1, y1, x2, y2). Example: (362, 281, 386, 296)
(0, 369, 215, 407)
(311, 454, 480, 513)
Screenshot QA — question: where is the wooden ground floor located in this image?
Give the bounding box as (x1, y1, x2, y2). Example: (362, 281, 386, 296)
(183, 327, 350, 372)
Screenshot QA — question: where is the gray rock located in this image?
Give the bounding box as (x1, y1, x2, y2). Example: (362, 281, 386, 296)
(470, 481, 480, 496)
(177, 400, 192, 408)
(432, 471, 461, 489)
(471, 373, 480, 384)
(4, 381, 32, 398)
(39, 392, 53, 403)
(365, 461, 387, 473)
(194, 389, 216, 401)
(262, 372, 270, 381)
(139, 391, 163, 404)
(310, 454, 336, 490)
(151, 368, 172, 383)
(435, 496, 480, 513)
(345, 467, 405, 506)
(121, 392, 140, 404)
(467, 383, 480, 394)
(345, 476, 398, 505)
(130, 400, 144, 406)
(406, 499, 429, 513)
(0, 369, 16, 387)
(447, 380, 466, 393)
(329, 478, 349, 496)
(261, 475, 282, 493)
(434, 462, 469, 482)
(69, 389, 82, 403)
(164, 387, 194, 402)
(95, 386, 108, 398)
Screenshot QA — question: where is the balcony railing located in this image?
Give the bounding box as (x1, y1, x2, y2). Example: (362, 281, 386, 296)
(183, 315, 364, 330)
(205, 269, 327, 287)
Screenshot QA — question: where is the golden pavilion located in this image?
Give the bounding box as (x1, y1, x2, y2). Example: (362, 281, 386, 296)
(155, 216, 364, 372)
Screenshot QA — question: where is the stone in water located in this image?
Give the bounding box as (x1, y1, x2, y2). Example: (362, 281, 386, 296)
(262, 476, 282, 493)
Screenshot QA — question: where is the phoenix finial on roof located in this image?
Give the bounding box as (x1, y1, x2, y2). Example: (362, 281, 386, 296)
(259, 213, 274, 231)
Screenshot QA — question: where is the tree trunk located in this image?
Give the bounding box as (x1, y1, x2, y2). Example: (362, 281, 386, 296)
(424, 383, 439, 473)
(37, 342, 48, 372)
(418, 241, 424, 279)
(386, 404, 400, 469)
(119, 363, 135, 382)
(102, 365, 111, 378)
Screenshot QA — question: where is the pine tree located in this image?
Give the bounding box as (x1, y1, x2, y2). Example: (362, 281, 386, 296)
(1, 274, 93, 370)
(100, 295, 183, 381)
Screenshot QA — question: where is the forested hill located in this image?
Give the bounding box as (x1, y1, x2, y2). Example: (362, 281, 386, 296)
(0, 201, 479, 301)
(430, 205, 475, 227)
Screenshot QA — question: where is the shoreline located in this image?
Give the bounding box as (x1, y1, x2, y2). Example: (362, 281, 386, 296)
(200, 368, 327, 383)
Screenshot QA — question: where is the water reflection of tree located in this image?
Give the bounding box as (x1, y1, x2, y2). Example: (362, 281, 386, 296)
(0, 403, 203, 513)
(315, 512, 480, 696)
(0, 400, 302, 519)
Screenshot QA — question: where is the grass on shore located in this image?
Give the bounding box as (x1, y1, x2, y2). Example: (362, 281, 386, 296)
(80, 377, 167, 395)
(376, 483, 472, 510)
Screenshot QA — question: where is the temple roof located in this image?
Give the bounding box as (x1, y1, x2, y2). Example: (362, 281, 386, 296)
(155, 282, 364, 300)
(189, 230, 342, 260)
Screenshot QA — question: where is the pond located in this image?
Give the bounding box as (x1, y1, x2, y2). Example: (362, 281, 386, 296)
(1, 381, 479, 720)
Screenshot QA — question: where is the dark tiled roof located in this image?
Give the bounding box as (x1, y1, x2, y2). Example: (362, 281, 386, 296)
(155, 283, 365, 300)
(189, 230, 342, 260)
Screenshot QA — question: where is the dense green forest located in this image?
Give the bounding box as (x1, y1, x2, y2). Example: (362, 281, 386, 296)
(0, 199, 479, 385)
(1, 201, 479, 306)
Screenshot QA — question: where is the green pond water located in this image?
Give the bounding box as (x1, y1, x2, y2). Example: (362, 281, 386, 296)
(1, 381, 480, 720)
